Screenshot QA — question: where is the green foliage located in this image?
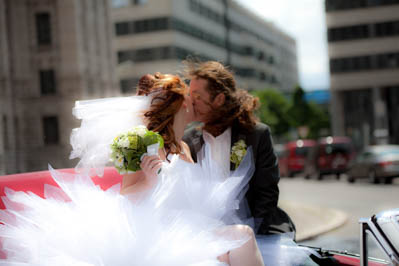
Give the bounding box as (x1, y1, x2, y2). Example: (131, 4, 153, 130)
(307, 102, 330, 139)
(252, 85, 330, 139)
(252, 89, 291, 136)
(286, 86, 312, 127)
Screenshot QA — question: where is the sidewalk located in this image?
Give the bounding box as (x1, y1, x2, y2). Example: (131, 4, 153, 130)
(279, 200, 348, 242)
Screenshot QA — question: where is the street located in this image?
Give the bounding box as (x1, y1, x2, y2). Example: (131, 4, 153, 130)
(278, 174, 399, 259)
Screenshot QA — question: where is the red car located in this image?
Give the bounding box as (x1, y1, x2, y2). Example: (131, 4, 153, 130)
(304, 136, 356, 180)
(1, 168, 397, 265)
(278, 140, 317, 177)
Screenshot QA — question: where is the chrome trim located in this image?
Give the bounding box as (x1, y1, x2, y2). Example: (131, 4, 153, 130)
(360, 209, 399, 266)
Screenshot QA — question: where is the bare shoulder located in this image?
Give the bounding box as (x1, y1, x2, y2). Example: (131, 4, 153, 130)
(181, 140, 190, 149)
(180, 141, 191, 155)
(180, 141, 194, 163)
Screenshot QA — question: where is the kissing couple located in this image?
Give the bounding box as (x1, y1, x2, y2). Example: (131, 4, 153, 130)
(0, 61, 302, 266)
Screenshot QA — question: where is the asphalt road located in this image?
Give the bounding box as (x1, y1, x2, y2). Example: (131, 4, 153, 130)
(278, 174, 399, 260)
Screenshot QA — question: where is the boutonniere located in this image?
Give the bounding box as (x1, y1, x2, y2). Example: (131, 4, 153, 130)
(230, 140, 247, 170)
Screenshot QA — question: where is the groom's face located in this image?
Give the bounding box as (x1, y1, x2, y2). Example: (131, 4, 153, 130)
(189, 78, 214, 123)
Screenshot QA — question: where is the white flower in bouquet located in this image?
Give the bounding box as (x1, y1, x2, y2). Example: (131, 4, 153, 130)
(118, 137, 131, 149)
(110, 126, 164, 174)
(132, 125, 148, 137)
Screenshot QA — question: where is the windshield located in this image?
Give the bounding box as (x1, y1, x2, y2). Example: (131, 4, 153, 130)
(323, 143, 352, 155)
(295, 147, 311, 156)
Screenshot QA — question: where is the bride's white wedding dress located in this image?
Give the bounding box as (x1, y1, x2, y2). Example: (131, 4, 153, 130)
(0, 96, 316, 266)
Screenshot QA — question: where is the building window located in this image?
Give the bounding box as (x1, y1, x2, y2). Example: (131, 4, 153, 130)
(115, 17, 169, 36)
(132, 0, 147, 5)
(375, 21, 399, 37)
(115, 22, 130, 35)
(234, 67, 256, 78)
(112, 0, 130, 8)
(377, 53, 399, 69)
(328, 21, 399, 42)
(259, 72, 267, 81)
(268, 56, 275, 65)
(115, 16, 272, 59)
(40, 70, 56, 95)
(42, 116, 59, 145)
(117, 46, 211, 64)
(328, 24, 369, 42)
(330, 51, 399, 73)
(326, 0, 399, 11)
(35, 12, 52, 45)
(271, 75, 278, 84)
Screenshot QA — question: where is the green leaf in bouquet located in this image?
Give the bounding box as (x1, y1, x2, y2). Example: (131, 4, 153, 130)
(124, 149, 135, 163)
(142, 132, 156, 146)
(156, 133, 164, 149)
(143, 131, 164, 148)
(127, 134, 140, 150)
(127, 158, 141, 172)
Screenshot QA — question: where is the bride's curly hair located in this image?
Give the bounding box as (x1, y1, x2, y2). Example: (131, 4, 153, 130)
(184, 60, 259, 136)
(137, 73, 187, 158)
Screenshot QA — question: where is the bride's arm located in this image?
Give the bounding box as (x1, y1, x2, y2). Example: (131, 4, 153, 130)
(120, 171, 147, 195)
(120, 155, 163, 195)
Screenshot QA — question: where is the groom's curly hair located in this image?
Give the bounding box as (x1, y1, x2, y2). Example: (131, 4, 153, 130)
(184, 60, 259, 136)
(138, 73, 187, 158)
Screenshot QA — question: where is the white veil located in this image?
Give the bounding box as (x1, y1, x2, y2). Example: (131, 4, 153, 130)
(69, 96, 151, 177)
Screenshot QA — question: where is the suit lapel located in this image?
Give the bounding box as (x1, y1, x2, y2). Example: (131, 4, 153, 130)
(192, 129, 204, 162)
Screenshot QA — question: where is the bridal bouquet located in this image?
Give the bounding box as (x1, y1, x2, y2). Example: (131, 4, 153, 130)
(110, 125, 164, 174)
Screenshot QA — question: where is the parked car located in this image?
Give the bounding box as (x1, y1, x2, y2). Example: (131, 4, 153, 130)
(277, 139, 317, 177)
(0, 169, 397, 265)
(304, 136, 355, 180)
(347, 145, 399, 184)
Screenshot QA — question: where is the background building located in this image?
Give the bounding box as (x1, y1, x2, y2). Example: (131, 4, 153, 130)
(112, 0, 298, 94)
(326, 0, 399, 150)
(0, 0, 117, 174)
(1, 0, 298, 175)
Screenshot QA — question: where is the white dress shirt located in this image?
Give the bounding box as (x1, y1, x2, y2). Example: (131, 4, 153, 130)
(203, 127, 232, 177)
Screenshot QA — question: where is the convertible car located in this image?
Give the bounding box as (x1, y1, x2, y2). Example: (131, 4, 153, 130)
(0, 168, 398, 265)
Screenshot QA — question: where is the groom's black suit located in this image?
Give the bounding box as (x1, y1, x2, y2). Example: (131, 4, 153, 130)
(183, 122, 296, 237)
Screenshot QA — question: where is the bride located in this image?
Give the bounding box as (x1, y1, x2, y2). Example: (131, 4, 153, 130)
(122, 73, 264, 265)
(0, 73, 264, 265)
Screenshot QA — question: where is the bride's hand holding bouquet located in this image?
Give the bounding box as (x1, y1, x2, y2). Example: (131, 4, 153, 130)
(110, 125, 164, 181)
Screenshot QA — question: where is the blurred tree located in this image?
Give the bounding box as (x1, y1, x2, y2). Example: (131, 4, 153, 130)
(252, 89, 291, 136)
(287, 86, 330, 139)
(286, 86, 312, 127)
(252, 86, 330, 139)
(307, 101, 330, 139)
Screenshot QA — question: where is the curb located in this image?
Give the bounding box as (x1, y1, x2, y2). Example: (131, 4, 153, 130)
(279, 200, 349, 242)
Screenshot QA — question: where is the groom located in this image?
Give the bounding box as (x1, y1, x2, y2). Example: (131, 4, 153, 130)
(183, 61, 296, 237)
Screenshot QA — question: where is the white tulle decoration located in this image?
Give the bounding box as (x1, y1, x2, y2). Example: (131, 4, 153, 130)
(69, 96, 151, 177)
(0, 151, 254, 265)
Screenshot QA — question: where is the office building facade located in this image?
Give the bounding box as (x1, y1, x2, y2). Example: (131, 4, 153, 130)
(0, 0, 117, 174)
(112, 0, 298, 94)
(326, 0, 399, 149)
